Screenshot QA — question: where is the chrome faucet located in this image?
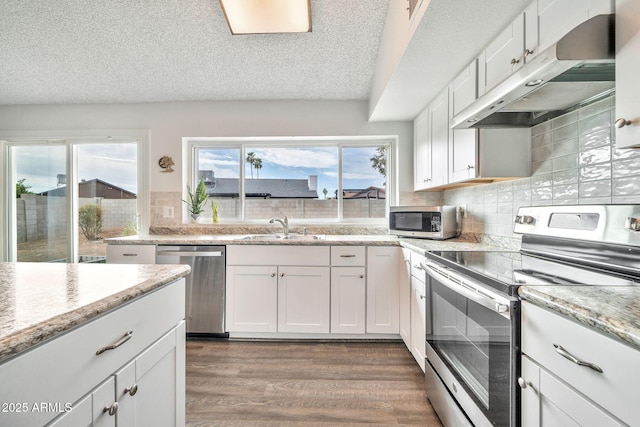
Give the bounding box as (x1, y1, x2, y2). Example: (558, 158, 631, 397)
(269, 215, 289, 235)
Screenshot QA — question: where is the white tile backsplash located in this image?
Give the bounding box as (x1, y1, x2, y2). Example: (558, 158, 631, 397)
(444, 96, 640, 243)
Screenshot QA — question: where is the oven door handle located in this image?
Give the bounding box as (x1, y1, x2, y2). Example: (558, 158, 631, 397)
(422, 261, 513, 319)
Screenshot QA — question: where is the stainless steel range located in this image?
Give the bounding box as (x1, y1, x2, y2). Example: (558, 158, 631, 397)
(421, 205, 640, 427)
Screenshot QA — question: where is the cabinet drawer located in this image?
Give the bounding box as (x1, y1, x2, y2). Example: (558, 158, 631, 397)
(0, 279, 185, 427)
(410, 251, 426, 279)
(227, 245, 330, 266)
(106, 244, 156, 264)
(522, 302, 639, 426)
(331, 246, 365, 266)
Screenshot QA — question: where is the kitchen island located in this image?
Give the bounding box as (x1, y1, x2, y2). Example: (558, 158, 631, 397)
(0, 262, 190, 427)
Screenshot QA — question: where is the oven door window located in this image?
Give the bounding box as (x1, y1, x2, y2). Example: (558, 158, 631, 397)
(426, 278, 512, 424)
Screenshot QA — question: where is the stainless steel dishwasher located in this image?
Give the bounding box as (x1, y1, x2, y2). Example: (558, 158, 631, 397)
(156, 245, 227, 338)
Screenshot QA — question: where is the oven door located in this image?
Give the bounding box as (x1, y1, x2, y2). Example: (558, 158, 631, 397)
(423, 260, 519, 427)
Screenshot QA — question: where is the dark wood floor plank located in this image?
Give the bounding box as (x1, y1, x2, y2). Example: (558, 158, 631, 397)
(186, 340, 443, 426)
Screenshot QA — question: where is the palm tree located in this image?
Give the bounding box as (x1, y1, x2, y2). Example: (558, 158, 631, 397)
(254, 158, 263, 178)
(246, 152, 256, 178)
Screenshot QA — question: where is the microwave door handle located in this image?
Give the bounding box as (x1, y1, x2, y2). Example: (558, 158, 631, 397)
(422, 261, 512, 319)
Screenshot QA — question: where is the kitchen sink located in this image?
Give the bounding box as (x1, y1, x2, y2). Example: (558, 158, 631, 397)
(237, 234, 325, 241)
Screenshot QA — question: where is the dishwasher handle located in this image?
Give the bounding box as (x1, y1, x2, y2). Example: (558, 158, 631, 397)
(157, 250, 224, 257)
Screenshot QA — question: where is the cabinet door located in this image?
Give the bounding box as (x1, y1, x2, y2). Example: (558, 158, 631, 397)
(399, 250, 412, 348)
(226, 266, 278, 332)
(450, 129, 478, 183)
(92, 377, 117, 427)
(521, 356, 623, 427)
(115, 323, 185, 427)
(615, 0, 640, 148)
(330, 267, 366, 334)
(48, 394, 92, 427)
(451, 60, 477, 116)
(410, 275, 426, 372)
(520, 356, 541, 427)
(482, 14, 525, 92)
(429, 89, 449, 188)
(366, 247, 401, 334)
(278, 266, 330, 333)
(413, 108, 432, 190)
(538, 0, 613, 54)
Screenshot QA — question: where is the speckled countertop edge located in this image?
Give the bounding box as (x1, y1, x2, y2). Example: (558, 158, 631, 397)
(106, 233, 513, 252)
(0, 263, 191, 364)
(518, 286, 640, 351)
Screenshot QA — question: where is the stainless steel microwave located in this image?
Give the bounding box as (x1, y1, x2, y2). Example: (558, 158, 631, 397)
(389, 206, 459, 239)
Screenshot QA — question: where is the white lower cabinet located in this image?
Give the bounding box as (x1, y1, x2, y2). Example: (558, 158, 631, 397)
(226, 266, 278, 333)
(226, 245, 401, 338)
(366, 246, 401, 334)
(521, 355, 622, 427)
(278, 266, 330, 333)
(1, 279, 186, 427)
(330, 267, 366, 334)
(114, 323, 186, 427)
(399, 249, 412, 347)
(520, 301, 637, 426)
(409, 251, 427, 371)
(410, 275, 426, 372)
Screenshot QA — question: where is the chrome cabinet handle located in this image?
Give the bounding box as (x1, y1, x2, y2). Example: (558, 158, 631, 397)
(280, 273, 285, 277)
(467, 165, 474, 170)
(103, 402, 118, 416)
(340, 254, 356, 258)
(511, 58, 520, 65)
(96, 331, 133, 355)
(523, 48, 534, 57)
(122, 253, 138, 257)
(359, 275, 365, 279)
(124, 384, 139, 397)
(553, 344, 603, 373)
(615, 118, 631, 128)
(517, 377, 537, 393)
(423, 178, 431, 182)
(419, 294, 426, 300)
(413, 264, 424, 270)
(270, 272, 276, 277)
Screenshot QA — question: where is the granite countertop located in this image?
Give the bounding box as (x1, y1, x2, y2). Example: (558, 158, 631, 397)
(107, 233, 513, 253)
(518, 285, 640, 351)
(0, 262, 191, 363)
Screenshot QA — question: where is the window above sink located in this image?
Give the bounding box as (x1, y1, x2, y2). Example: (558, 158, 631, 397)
(184, 137, 394, 224)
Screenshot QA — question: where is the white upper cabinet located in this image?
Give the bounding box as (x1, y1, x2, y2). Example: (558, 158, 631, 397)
(615, 0, 640, 148)
(479, 0, 612, 95)
(537, 0, 613, 53)
(451, 60, 478, 116)
(429, 89, 450, 188)
(413, 108, 432, 190)
(480, 14, 525, 92)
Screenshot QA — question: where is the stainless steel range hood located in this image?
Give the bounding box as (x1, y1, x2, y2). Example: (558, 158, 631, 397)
(451, 14, 615, 129)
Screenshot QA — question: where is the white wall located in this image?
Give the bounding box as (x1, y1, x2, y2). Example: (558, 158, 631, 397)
(0, 100, 419, 201)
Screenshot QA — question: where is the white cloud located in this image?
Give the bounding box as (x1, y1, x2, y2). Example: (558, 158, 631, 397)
(253, 148, 337, 169)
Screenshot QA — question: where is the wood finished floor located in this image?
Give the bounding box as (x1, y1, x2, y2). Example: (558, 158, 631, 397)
(186, 340, 443, 427)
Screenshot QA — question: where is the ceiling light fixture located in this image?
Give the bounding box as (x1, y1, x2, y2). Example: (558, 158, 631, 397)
(219, 0, 312, 35)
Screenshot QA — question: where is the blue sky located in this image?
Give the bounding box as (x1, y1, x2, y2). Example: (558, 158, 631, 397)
(199, 146, 385, 198)
(14, 143, 137, 194)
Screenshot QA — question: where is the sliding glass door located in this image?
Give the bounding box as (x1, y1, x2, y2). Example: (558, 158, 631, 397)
(7, 138, 139, 263)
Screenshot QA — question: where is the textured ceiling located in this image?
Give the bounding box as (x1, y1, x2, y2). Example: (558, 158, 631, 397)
(0, 0, 531, 121)
(0, 0, 389, 105)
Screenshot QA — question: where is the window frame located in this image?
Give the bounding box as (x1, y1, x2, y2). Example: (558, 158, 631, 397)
(183, 136, 397, 224)
(0, 130, 149, 262)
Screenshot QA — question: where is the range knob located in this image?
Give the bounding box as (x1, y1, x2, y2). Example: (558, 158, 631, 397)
(514, 215, 535, 225)
(625, 217, 640, 232)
